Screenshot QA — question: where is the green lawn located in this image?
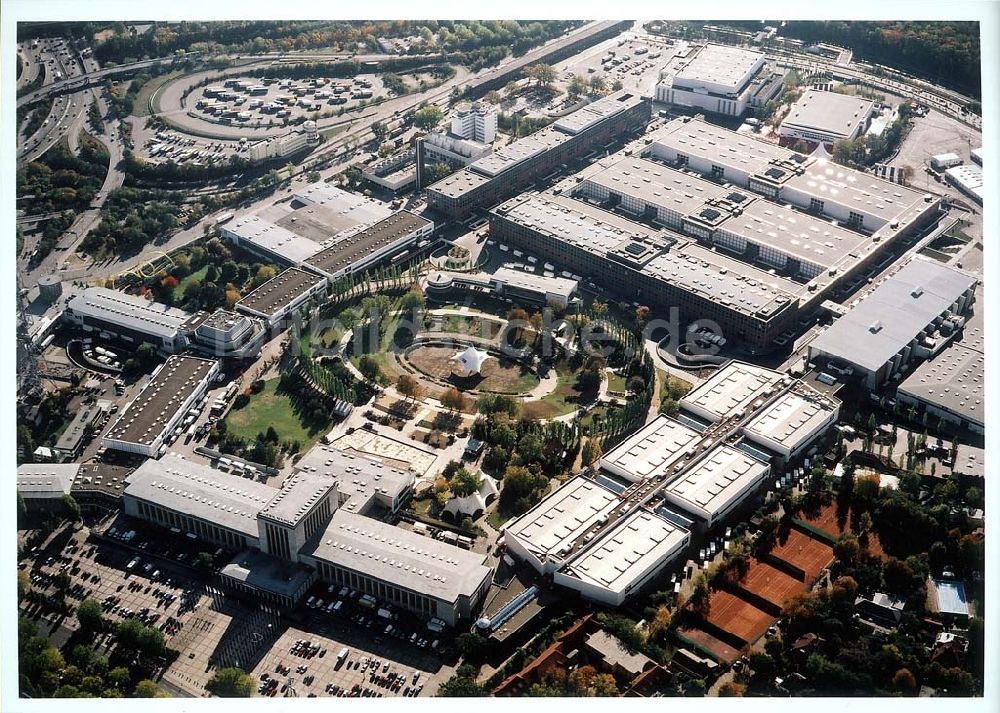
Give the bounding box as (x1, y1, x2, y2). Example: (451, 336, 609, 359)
(224, 379, 331, 450)
(522, 361, 594, 420)
(579, 403, 622, 431)
(607, 372, 627, 393)
(175, 265, 209, 301)
(299, 326, 345, 358)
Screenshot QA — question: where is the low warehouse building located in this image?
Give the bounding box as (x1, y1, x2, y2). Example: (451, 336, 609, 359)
(102, 355, 220, 457)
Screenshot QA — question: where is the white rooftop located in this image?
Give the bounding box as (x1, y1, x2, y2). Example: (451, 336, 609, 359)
(784, 157, 929, 226)
(17, 464, 79, 497)
(492, 266, 578, 299)
(303, 509, 492, 604)
(470, 126, 569, 178)
(780, 89, 875, 140)
(945, 164, 984, 190)
(495, 193, 799, 317)
(673, 43, 765, 92)
(680, 361, 784, 422)
(504, 476, 619, 560)
(599, 415, 702, 483)
(67, 287, 193, 340)
(124, 455, 278, 539)
(561, 508, 688, 595)
(293, 183, 393, 226)
(553, 92, 635, 135)
(224, 215, 321, 264)
(662, 445, 769, 520)
(257, 475, 336, 527)
(292, 444, 415, 514)
(578, 155, 727, 215)
(743, 388, 839, 450)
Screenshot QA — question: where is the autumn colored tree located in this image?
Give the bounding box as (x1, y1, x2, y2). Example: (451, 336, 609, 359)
(719, 681, 745, 697)
(396, 374, 424, 403)
(440, 387, 468, 413)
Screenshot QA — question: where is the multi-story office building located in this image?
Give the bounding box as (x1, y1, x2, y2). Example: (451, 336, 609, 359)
(644, 118, 940, 234)
(428, 92, 650, 219)
(190, 310, 265, 360)
(489, 116, 943, 352)
(490, 192, 801, 350)
(247, 121, 319, 162)
(257, 476, 337, 563)
(123, 454, 277, 549)
(415, 131, 493, 189)
(300, 510, 494, 626)
(450, 101, 498, 143)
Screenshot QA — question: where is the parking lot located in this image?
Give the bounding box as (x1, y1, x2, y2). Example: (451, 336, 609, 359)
(18, 520, 214, 653)
(249, 615, 453, 698)
(553, 31, 675, 97)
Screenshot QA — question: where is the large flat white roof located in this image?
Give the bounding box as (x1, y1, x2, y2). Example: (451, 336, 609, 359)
(743, 387, 839, 451)
(504, 476, 619, 559)
(733, 197, 870, 268)
(578, 155, 726, 215)
(257, 475, 336, 527)
(124, 454, 278, 539)
(674, 43, 764, 92)
(302, 509, 492, 604)
(662, 445, 769, 521)
(599, 415, 701, 482)
(293, 183, 393, 226)
(560, 508, 688, 595)
(785, 158, 930, 226)
(680, 361, 784, 422)
(492, 266, 577, 299)
(780, 89, 875, 139)
(649, 117, 791, 176)
(553, 92, 637, 135)
(471, 126, 569, 177)
(223, 215, 321, 264)
(67, 287, 194, 340)
(810, 257, 978, 372)
(495, 193, 800, 317)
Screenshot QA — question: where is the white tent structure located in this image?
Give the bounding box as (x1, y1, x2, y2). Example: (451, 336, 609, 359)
(443, 475, 499, 520)
(451, 345, 491, 377)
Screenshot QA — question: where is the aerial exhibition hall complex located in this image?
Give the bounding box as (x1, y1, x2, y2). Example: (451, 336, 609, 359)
(11, 15, 987, 701)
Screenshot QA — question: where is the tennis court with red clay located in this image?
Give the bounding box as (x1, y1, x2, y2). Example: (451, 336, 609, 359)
(677, 626, 741, 663)
(738, 561, 807, 609)
(796, 504, 888, 559)
(704, 590, 774, 645)
(768, 528, 834, 583)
